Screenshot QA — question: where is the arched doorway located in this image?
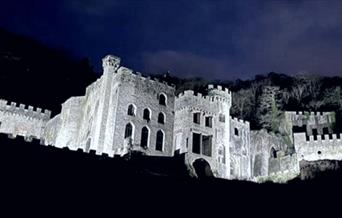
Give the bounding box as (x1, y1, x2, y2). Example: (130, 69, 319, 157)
(193, 158, 213, 178)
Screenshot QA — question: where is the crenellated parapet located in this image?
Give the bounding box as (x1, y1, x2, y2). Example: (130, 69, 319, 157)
(285, 111, 335, 124)
(0, 99, 51, 121)
(175, 85, 231, 112)
(207, 84, 231, 96)
(117, 66, 176, 91)
(230, 116, 250, 127)
(294, 132, 342, 161)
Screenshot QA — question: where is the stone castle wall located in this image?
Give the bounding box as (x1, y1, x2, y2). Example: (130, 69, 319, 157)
(2, 54, 342, 184)
(229, 117, 251, 180)
(0, 99, 51, 140)
(285, 111, 335, 135)
(250, 129, 292, 177)
(294, 132, 342, 161)
(111, 66, 175, 157)
(174, 85, 231, 179)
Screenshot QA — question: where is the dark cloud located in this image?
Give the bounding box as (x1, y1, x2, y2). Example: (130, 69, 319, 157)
(0, 0, 341, 80)
(142, 50, 235, 80)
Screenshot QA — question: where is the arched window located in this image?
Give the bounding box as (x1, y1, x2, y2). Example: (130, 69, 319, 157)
(159, 94, 167, 106)
(124, 123, 133, 139)
(140, 126, 149, 148)
(143, 108, 151, 121)
(158, 112, 165, 124)
(127, 104, 135, 116)
(156, 130, 164, 151)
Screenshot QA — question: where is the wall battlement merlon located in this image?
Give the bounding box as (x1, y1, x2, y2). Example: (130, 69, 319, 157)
(176, 89, 230, 103)
(285, 111, 334, 116)
(305, 133, 342, 142)
(231, 116, 250, 126)
(207, 84, 231, 95)
(117, 66, 176, 89)
(0, 99, 51, 120)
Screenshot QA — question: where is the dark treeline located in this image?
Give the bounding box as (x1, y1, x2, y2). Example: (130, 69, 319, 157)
(158, 72, 342, 132)
(0, 28, 97, 116)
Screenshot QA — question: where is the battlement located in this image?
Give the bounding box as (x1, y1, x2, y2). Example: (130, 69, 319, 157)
(0, 99, 51, 120)
(285, 111, 335, 126)
(230, 116, 250, 126)
(207, 84, 231, 95)
(294, 132, 342, 161)
(285, 111, 335, 116)
(306, 134, 342, 142)
(117, 66, 175, 89)
(176, 89, 230, 104)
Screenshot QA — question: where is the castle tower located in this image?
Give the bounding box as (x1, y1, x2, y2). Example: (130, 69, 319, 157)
(93, 55, 121, 154)
(174, 84, 232, 179)
(207, 85, 232, 179)
(102, 55, 121, 74)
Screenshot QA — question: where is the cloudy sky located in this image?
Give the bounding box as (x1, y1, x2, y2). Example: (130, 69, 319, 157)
(1, 0, 341, 80)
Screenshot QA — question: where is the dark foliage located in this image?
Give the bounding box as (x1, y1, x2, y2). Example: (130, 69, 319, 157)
(0, 28, 97, 115)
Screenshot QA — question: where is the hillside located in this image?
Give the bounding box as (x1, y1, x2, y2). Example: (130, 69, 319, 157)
(1, 135, 342, 217)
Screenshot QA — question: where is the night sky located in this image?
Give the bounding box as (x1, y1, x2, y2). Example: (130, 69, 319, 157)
(1, 0, 341, 80)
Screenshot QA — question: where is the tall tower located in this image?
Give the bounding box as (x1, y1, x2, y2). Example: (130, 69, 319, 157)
(174, 84, 232, 179)
(207, 85, 232, 179)
(93, 55, 121, 155)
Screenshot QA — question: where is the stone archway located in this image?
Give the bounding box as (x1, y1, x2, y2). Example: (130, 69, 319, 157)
(193, 158, 214, 178)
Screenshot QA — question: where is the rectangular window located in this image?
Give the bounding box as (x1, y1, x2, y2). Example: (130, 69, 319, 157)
(192, 133, 201, 154)
(219, 114, 225, 123)
(205, 116, 212, 128)
(202, 135, 212, 157)
(193, 112, 200, 124)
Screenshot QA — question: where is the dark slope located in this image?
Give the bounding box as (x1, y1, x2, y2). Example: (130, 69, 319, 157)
(1, 135, 342, 217)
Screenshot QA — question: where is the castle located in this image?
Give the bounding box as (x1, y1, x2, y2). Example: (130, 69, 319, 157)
(1, 55, 342, 183)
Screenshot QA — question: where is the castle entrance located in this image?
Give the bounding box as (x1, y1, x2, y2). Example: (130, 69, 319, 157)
(193, 158, 213, 178)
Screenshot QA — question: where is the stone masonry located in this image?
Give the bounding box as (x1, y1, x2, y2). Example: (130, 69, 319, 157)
(1, 54, 342, 183)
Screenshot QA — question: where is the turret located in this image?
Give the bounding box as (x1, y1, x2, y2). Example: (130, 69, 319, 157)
(102, 55, 121, 74)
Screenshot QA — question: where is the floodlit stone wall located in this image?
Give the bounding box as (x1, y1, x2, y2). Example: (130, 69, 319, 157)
(111, 66, 176, 157)
(2, 54, 342, 183)
(285, 111, 335, 136)
(229, 117, 251, 180)
(0, 99, 51, 140)
(174, 85, 232, 179)
(250, 130, 290, 177)
(294, 132, 342, 161)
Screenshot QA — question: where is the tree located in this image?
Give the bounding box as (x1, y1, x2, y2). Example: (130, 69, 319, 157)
(257, 86, 283, 132)
(231, 89, 254, 119)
